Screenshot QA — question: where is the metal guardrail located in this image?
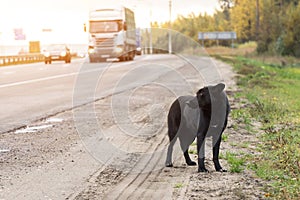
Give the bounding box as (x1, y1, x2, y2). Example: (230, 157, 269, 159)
(0, 54, 44, 66)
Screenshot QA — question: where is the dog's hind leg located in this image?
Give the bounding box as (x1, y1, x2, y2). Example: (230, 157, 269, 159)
(183, 149, 197, 166)
(178, 129, 197, 166)
(166, 124, 179, 167)
(166, 100, 180, 167)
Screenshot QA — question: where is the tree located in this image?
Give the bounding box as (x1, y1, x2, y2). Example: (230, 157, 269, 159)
(256, 0, 300, 56)
(230, 0, 256, 42)
(256, 0, 280, 53)
(280, 3, 300, 56)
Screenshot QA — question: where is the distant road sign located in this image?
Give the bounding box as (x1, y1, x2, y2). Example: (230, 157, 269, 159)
(42, 28, 52, 32)
(198, 32, 237, 40)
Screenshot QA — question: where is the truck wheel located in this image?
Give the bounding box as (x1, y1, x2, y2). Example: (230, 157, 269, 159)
(129, 51, 135, 60)
(118, 55, 125, 62)
(125, 53, 130, 61)
(89, 57, 95, 63)
(66, 58, 71, 63)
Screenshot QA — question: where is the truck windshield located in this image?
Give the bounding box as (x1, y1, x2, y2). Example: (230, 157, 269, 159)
(89, 21, 121, 33)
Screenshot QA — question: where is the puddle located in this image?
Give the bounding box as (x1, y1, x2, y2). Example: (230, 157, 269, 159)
(45, 118, 63, 123)
(15, 124, 53, 134)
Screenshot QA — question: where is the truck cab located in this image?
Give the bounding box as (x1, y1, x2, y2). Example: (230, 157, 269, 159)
(85, 7, 137, 62)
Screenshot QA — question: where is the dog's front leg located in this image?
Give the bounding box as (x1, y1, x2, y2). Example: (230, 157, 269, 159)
(212, 134, 227, 172)
(197, 133, 208, 172)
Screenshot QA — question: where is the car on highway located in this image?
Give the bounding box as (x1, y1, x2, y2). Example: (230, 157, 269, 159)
(136, 47, 142, 55)
(43, 44, 71, 64)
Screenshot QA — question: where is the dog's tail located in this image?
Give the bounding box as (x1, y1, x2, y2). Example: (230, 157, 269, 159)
(167, 99, 181, 142)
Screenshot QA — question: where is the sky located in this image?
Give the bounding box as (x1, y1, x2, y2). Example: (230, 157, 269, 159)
(0, 0, 220, 45)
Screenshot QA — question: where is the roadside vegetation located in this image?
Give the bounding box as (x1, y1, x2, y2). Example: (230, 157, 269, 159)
(213, 49, 300, 199)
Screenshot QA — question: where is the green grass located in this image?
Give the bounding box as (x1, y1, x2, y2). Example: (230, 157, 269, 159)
(174, 183, 184, 188)
(188, 149, 197, 155)
(220, 151, 245, 173)
(222, 133, 229, 142)
(230, 141, 251, 149)
(231, 108, 254, 132)
(218, 55, 300, 199)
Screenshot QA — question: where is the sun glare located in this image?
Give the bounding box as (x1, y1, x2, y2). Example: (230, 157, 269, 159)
(0, 0, 219, 46)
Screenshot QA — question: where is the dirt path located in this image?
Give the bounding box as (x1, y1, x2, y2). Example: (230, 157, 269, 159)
(0, 58, 267, 199)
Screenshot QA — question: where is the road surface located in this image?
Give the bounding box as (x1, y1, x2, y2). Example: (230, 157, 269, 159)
(0, 55, 220, 134)
(0, 54, 265, 199)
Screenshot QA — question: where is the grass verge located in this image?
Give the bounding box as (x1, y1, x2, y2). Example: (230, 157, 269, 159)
(220, 151, 245, 173)
(216, 55, 300, 199)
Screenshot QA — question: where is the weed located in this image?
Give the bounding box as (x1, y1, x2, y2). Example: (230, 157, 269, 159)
(188, 149, 197, 155)
(240, 142, 250, 149)
(229, 142, 238, 147)
(222, 151, 245, 173)
(231, 108, 252, 127)
(174, 183, 184, 188)
(222, 133, 229, 142)
(191, 140, 197, 146)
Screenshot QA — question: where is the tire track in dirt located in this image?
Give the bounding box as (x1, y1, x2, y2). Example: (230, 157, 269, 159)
(71, 90, 171, 199)
(71, 123, 168, 199)
(105, 135, 168, 199)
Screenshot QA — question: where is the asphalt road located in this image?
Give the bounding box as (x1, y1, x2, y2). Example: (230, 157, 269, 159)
(0, 54, 222, 134)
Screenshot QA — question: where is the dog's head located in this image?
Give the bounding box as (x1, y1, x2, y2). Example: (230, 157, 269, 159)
(187, 83, 225, 110)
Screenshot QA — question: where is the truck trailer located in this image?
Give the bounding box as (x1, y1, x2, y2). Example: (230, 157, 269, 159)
(85, 6, 137, 62)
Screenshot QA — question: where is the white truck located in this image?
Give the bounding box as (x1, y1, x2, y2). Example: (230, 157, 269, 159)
(85, 6, 137, 62)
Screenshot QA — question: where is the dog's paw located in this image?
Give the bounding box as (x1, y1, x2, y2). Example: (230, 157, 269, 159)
(216, 168, 227, 172)
(165, 163, 173, 167)
(198, 167, 209, 173)
(186, 161, 197, 166)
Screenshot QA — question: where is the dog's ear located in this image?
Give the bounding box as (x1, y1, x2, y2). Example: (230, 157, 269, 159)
(186, 97, 198, 109)
(212, 83, 225, 93)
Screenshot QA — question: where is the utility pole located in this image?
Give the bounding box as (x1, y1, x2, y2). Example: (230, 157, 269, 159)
(150, 7, 153, 54)
(168, 0, 172, 54)
(256, 0, 260, 40)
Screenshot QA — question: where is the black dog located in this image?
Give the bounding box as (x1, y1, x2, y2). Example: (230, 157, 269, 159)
(165, 83, 230, 172)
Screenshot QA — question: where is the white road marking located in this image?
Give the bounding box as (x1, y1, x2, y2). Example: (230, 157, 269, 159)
(0, 55, 174, 89)
(2, 71, 15, 75)
(0, 149, 10, 153)
(0, 62, 132, 89)
(0, 71, 80, 89)
(15, 124, 53, 134)
(45, 118, 64, 123)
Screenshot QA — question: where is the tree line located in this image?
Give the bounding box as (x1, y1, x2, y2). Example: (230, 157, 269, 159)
(148, 0, 300, 57)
